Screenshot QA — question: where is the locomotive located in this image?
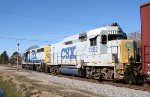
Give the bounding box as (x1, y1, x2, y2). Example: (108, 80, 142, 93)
(22, 2, 150, 85)
(22, 45, 51, 71)
(22, 23, 143, 84)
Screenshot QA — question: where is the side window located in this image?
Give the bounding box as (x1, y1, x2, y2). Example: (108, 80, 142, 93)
(101, 35, 107, 44)
(64, 41, 73, 45)
(37, 48, 44, 53)
(79, 32, 87, 42)
(90, 37, 97, 46)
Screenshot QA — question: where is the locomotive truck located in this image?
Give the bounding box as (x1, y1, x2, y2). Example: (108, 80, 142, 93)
(22, 2, 150, 85)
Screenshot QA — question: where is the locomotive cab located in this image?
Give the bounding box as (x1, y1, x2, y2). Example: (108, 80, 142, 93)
(99, 29, 142, 84)
(97, 26, 143, 84)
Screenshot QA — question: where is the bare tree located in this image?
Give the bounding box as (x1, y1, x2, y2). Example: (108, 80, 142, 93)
(127, 32, 141, 41)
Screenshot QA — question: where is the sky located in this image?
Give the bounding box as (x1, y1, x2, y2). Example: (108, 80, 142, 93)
(0, 0, 149, 56)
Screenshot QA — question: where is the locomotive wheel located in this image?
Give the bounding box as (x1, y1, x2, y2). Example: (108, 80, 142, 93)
(44, 65, 48, 73)
(80, 68, 86, 77)
(33, 65, 36, 71)
(22, 64, 25, 68)
(50, 66, 60, 75)
(124, 65, 144, 85)
(50, 67, 55, 74)
(98, 74, 104, 82)
(124, 67, 136, 84)
(86, 67, 94, 79)
(56, 66, 61, 75)
(36, 65, 39, 71)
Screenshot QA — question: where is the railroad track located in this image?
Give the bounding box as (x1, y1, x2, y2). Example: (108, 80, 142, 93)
(53, 74, 150, 92)
(4, 65, 150, 92)
(31, 69, 150, 92)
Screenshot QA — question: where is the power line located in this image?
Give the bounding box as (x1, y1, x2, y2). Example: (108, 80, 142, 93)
(0, 8, 88, 26)
(0, 36, 51, 42)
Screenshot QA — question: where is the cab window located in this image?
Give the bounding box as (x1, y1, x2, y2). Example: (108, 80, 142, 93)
(101, 35, 107, 44)
(108, 34, 118, 41)
(37, 48, 44, 53)
(90, 37, 97, 46)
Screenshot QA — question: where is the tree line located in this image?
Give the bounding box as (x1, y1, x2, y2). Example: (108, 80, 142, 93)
(0, 51, 22, 65)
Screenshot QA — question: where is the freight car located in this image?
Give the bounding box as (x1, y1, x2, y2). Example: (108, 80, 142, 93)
(140, 2, 150, 83)
(22, 23, 144, 84)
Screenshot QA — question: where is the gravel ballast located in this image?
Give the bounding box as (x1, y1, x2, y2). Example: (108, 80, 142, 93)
(1, 66, 150, 97)
(30, 71, 150, 97)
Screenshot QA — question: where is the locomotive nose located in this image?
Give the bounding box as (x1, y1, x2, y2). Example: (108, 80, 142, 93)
(120, 40, 136, 64)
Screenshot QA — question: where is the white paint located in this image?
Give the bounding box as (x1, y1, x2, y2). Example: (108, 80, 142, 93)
(50, 25, 123, 68)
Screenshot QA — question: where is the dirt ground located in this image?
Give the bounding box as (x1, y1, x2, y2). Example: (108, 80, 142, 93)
(0, 65, 106, 97)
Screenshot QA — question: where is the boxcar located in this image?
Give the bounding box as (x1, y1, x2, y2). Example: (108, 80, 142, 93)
(140, 2, 150, 81)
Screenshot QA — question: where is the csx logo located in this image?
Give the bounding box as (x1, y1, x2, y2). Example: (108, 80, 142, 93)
(61, 46, 76, 59)
(32, 51, 36, 59)
(125, 42, 134, 49)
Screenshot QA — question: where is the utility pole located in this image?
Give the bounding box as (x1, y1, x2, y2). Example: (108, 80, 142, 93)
(17, 43, 20, 71)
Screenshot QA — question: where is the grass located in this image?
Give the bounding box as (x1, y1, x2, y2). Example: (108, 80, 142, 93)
(12, 74, 95, 97)
(0, 73, 99, 97)
(0, 77, 23, 97)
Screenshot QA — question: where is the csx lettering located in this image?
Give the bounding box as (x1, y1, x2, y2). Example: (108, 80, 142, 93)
(61, 46, 76, 59)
